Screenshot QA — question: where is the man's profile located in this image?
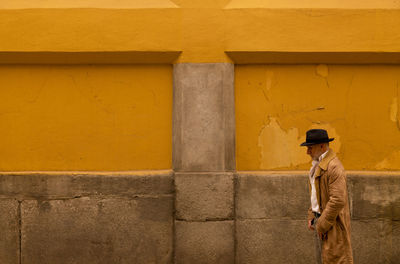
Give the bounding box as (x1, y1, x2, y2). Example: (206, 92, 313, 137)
(301, 129, 353, 264)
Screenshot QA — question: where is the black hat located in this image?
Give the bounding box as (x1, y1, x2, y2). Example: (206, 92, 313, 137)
(300, 129, 334, 146)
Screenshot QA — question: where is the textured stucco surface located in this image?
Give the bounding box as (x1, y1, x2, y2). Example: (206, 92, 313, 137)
(0, 65, 172, 171)
(1, 4, 400, 63)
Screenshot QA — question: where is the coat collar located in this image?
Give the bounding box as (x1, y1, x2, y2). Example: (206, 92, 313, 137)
(315, 148, 336, 177)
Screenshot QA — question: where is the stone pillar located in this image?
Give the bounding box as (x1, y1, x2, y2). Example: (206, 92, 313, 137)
(173, 63, 235, 264)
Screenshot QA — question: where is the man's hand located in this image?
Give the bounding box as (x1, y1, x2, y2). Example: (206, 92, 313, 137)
(308, 219, 314, 231)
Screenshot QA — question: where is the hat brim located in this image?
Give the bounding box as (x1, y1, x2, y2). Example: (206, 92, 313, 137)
(300, 138, 334, 146)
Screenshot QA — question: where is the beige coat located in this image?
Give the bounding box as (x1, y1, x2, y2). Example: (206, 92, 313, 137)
(307, 149, 353, 264)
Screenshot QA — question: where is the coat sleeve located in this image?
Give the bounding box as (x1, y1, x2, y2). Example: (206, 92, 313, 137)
(316, 162, 347, 234)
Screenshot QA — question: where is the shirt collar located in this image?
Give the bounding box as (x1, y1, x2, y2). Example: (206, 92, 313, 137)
(311, 149, 329, 167)
(319, 150, 329, 162)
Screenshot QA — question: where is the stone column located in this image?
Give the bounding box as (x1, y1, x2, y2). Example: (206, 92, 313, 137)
(173, 63, 235, 264)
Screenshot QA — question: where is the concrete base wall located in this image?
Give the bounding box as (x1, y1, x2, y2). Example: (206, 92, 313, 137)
(1, 171, 399, 263)
(237, 172, 400, 264)
(0, 171, 174, 264)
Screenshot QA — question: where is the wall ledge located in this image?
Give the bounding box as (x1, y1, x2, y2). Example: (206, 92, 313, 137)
(226, 51, 400, 64)
(0, 51, 181, 64)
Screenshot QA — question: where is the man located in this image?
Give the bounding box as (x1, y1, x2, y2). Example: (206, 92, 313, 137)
(300, 129, 353, 264)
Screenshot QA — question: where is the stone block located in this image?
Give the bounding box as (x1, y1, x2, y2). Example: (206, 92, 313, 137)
(21, 197, 173, 264)
(0, 199, 19, 264)
(236, 173, 309, 220)
(175, 220, 234, 264)
(351, 220, 392, 264)
(0, 171, 173, 199)
(236, 219, 315, 264)
(348, 174, 400, 220)
(173, 63, 235, 172)
(175, 173, 234, 221)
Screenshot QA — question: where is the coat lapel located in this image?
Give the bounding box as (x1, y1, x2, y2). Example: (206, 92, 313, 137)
(315, 149, 336, 178)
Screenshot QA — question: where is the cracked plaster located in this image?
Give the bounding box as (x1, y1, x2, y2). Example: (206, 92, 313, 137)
(236, 65, 400, 170)
(258, 117, 341, 170)
(0, 65, 172, 171)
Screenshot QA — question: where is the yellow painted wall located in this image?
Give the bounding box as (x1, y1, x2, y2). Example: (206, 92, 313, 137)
(0, 65, 172, 171)
(3, 2, 400, 64)
(236, 65, 400, 171)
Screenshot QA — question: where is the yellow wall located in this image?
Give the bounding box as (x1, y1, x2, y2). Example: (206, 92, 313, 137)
(236, 65, 400, 171)
(3, 2, 400, 64)
(0, 65, 172, 171)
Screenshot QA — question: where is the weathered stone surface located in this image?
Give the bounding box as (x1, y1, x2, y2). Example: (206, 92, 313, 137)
(0, 171, 173, 199)
(175, 172, 234, 221)
(173, 63, 235, 172)
(237, 172, 309, 220)
(392, 221, 400, 263)
(351, 220, 392, 264)
(0, 199, 19, 264)
(236, 219, 315, 264)
(175, 220, 234, 264)
(2, 170, 398, 264)
(348, 174, 400, 220)
(21, 197, 173, 264)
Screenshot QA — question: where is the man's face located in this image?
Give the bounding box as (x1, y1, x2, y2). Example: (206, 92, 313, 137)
(307, 144, 324, 160)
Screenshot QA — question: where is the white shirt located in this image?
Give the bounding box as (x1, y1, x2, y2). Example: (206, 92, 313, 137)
(309, 150, 328, 214)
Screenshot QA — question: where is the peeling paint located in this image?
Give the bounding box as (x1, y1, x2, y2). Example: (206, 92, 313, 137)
(258, 118, 308, 169)
(258, 119, 342, 170)
(376, 150, 400, 170)
(236, 65, 400, 170)
(362, 184, 400, 206)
